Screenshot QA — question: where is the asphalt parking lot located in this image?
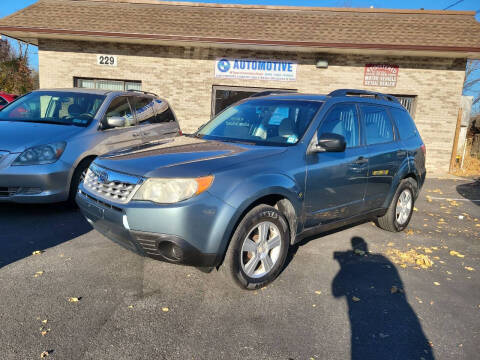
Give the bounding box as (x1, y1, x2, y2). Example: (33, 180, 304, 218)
(0, 178, 479, 360)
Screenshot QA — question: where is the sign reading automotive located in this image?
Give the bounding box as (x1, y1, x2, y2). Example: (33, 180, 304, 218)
(215, 58, 297, 81)
(97, 55, 118, 67)
(364, 64, 399, 87)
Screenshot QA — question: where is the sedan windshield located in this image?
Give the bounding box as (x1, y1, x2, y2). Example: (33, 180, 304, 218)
(0, 91, 106, 127)
(197, 99, 323, 145)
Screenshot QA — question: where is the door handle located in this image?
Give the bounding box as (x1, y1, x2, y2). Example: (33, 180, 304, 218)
(355, 156, 368, 165)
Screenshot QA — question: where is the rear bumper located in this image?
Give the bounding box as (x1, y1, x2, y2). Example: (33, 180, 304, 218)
(76, 188, 233, 267)
(0, 160, 71, 203)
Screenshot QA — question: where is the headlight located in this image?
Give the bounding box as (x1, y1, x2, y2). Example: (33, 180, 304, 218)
(133, 176, 214, 204)
(12, 142, 66, 166)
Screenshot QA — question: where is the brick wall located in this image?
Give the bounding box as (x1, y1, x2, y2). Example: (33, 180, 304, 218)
(38, 39, 467, 174)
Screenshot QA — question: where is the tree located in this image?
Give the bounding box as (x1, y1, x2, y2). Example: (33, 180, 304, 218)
(463, 59, 480, 114)
(0, 38, 35, 95)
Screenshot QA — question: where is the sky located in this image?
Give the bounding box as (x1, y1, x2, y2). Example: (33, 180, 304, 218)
(1, 0, 479, 107)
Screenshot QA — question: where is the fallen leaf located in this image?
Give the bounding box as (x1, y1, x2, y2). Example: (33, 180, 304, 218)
(128, 305, 134, 309)
(67, 297, 80, 303)
(476, 224, 480, 227)
(312, 304, 316, 307)
(314, 290, 322, 295)
(405, 229, 414, 236)
(432, 189, 443, 194)
(40, 351, 50, 358)
(32, 250, 44, 255)
(162, 307, 169, 312)
(433, 282, 440, 286)
(424, 248, 433, 254)
(414, 207, 418, 211)
(465, 266, 475, 271)
(387, 242, 395, 247)
(34, 271, 44, 278)
(449, 200, 459, 207)
(352, 296, 361, 302)
(400, 264, 407, 268)
(41, 319, 47, 324)
(449, 250, 465, 258)
(426, 195, 432, 203)
(390, 286, 399, 294)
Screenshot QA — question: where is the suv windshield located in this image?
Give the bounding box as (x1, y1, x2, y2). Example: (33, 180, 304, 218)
(0, 91, 106, 127)
(197, 99, 323, 145)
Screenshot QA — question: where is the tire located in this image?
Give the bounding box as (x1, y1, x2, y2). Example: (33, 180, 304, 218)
(67, 158, 94, 207)
(375, 177, 417, 232)
(220, 204, 290, 290)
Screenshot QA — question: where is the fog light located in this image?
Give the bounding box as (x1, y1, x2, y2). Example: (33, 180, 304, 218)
(158, 241, 184, 261)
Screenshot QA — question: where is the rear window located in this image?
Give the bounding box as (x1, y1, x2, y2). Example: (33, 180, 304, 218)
(389, 107, 418, 140)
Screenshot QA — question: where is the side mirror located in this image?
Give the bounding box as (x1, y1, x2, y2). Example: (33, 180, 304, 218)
(313, 133, 346, 152)
(106, 116, 126, 128)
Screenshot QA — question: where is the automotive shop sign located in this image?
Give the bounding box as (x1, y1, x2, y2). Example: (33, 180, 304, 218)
(215, 58, 297, 81)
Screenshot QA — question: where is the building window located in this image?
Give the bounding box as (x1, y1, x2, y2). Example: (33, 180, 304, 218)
(390, 95, 417, 117)
(74, 77, 142, 91)
(211, 85, 296, 117)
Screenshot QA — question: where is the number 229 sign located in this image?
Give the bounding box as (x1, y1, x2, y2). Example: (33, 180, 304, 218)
(97, 55, 118, 67)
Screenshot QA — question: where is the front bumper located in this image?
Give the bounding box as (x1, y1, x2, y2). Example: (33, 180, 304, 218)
(76, 186, 237, 267)
(0, 159, 71, 203)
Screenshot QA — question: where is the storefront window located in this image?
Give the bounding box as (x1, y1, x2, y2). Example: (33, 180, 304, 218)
(75, 77, 141, 92)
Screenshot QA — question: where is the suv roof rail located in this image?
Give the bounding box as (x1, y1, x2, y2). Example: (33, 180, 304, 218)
(328, 89, 400, 103)
(127, 89, 158, 97)
(249, 90, 297, 98)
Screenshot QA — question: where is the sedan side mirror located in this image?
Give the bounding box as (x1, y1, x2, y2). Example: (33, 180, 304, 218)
(313, 133, 346, 152)
(106, 116, 126, 128)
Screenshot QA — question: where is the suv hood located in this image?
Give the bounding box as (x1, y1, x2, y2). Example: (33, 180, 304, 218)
(0, 121, 82, 153)
(95, 136, 287, 178)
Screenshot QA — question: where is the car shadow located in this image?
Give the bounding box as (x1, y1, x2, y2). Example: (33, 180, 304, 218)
(0, 203, 92, 268)
(331, 237, 434, 359)
(456, 179, 480, 206)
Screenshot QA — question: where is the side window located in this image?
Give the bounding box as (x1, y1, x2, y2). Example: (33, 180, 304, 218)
(389, 107, 418, 140)
(0, 97, 7, 106)
(360, 105, 394, 145)
(318, 103, 360, 148)
(104, 96, 135, 128)
(131, 96, 156, 125)
(153, 99, 176, 123)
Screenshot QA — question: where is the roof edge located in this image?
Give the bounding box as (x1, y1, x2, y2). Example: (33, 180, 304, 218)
(47, 0, 477, 16)
(2, 25, 480, 54)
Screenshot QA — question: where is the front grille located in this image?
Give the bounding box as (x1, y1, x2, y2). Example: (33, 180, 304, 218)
(83, 164, 142, 204)
(0, 187, 19, 197)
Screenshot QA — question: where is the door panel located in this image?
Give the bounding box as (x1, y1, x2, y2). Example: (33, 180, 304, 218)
(304, 103, 367, 227)
(101, 96, 142, 151)
(304, 147, 368, 227)
(359, 104, 402, 210)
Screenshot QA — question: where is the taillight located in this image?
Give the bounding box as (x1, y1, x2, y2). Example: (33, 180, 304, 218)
(178, 130, 183, 136)
(421, 144, 426, 156)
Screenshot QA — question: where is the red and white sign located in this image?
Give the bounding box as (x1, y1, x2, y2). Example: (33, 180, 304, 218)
(364, 64, 399, 87)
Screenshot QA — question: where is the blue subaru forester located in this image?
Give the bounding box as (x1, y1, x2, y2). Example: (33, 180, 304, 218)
(77, 89, 426, 290)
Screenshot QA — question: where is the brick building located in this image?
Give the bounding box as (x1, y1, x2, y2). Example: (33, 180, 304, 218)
(1, 0, 480, 174)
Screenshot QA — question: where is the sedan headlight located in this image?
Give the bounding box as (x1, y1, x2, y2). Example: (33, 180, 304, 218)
(133, 176, 214, 204)
(12, 142, 66, 166)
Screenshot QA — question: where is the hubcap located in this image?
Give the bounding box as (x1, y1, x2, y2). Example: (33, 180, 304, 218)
(396, 189, 413, 225)
(240, 221, 282, 278)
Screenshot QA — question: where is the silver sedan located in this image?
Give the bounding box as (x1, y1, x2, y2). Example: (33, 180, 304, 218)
(0, 88, 180, 203)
